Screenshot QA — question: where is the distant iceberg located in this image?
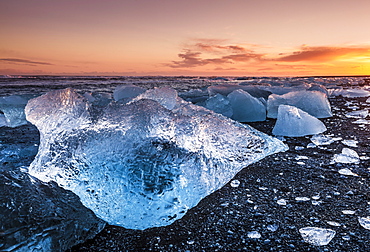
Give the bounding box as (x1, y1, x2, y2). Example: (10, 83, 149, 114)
(25, 88, 287, 230)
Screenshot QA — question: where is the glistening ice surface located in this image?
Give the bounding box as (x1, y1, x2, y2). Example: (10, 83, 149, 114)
(25, 88, 287, 230)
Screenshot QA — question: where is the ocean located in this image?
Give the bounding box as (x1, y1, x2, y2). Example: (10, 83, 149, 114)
(1, 75, 369, 97)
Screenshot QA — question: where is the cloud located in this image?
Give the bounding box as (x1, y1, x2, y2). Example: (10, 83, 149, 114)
(168, 40, 264, 68)
(194, 43, 246, 53)
(168, 39, 370, 71)
(276, 46, 370, 62)
(0, 58, 53, 66)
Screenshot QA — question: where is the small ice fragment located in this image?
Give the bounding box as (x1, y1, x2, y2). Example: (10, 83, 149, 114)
(338, 168, 358, 176)
(342, 210, 356, 215)
(326, 221, 341, 227)
(266, 224, 279, 232)
(297, 162, 306, 165)
(295, 146, 304, 150)
(299, 227, 336, 246)
(259, 187, 268, 191)
(352, 119, 370, 124)
(230, 180, 240, 188)
(311, 134, 335, 146)
(332, 148, 360, 164)
(295, 197, 310, 202)
(311, 201, 321, 206)
(296, 156, 309, 160)
(307, 143, 317, 148)
(342, 235, 351, 241)
(339, 89, 370, 98)
(247, 231, 261, 239)
(345, 109, 368, 119)
(358, 217, 370, 230)
(312, 195, 320, 200)
(277, 199, 287, 205)
(341, 139, 358, 147)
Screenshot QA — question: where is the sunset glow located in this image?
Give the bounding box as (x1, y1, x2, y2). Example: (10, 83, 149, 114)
(2, 0, 370, 76)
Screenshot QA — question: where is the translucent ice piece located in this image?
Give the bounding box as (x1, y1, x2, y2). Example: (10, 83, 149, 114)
(0, 95, 31, 127)
(345, 109, 368, 119)
(352, 119, 370, 124)
(295, 197, 310, 201)
(299, 227, 336, 246)
(358, 217, 370, 230)
(310, 134, 336, 146)
(277, 199, 287, 205)
(113, 84, 146, 102)
(26, 88, 287, 230)
(131, 87, 178, 110)
(332, 148, 360, 164)
(204, 93, 233, 117)
(341, 139, 358, 147)
(272, 105, 326, 137)
(247, 231, 261, 239)
(267, 91, 332, 119)
(338, 168, 358, 176)
(339, 89, 370, 98)
(179, 88, 209, 104)
(227, 89, 266, 122)
(266, 224, 279, 232)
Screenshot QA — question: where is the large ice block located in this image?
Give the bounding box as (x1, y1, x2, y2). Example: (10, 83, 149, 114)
(25, 88, 287, 230)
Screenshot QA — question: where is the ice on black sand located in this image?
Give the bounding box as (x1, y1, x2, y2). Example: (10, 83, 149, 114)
(25, 88, 287, 230)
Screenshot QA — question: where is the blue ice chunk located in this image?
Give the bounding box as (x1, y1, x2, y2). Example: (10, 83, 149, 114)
(25, 88, 287, 230)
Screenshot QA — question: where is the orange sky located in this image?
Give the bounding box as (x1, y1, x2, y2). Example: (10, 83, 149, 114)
(1, 0, 370, 76)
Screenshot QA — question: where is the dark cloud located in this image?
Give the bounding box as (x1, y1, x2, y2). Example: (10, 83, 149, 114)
(0, 58, 53, 66)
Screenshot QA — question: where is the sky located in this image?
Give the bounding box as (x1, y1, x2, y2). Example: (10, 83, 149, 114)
(2, 0, 370, 76)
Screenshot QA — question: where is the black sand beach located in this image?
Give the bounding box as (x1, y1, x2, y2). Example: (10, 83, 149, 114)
(63, 95, 370, 251)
